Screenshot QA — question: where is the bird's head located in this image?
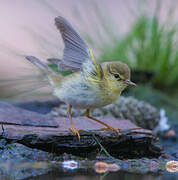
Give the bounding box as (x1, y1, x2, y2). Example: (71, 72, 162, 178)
(102, 61, 136, 93)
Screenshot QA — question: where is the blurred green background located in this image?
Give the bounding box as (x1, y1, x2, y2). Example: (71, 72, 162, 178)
(49, 0, 178, 123)
(0, 0, 177, 122)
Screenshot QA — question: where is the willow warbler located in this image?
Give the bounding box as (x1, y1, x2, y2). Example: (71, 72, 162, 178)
(26, 16, 136, 140)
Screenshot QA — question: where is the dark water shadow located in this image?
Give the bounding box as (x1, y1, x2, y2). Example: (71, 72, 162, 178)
(25, 170, 178, 180)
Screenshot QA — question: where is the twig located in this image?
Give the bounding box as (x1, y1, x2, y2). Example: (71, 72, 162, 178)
(92, 133, 112, 158)
(100, 171, 109, 180)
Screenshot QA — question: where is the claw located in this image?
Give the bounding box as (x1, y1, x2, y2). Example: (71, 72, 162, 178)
(70, 125, 84, 141)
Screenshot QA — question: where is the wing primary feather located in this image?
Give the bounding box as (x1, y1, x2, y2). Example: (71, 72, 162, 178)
(54, 16, 103, 79)
(55, 16, 90, 70)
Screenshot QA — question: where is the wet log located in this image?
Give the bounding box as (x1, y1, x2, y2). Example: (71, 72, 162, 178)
(0, 102, 163, 159)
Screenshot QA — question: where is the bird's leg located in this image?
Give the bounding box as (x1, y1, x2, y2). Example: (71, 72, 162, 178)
(85, 109, 120, 134)
(67, 105, 83, 140)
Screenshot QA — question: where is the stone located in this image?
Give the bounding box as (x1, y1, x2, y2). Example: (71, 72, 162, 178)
(0, 142, 53, 180)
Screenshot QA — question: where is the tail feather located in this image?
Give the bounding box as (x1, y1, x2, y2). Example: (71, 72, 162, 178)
(25, 56, 62, 88)
(26, 56, 54, 73)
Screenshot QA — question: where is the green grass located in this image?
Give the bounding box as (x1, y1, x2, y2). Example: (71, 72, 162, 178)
(31, 0, 178, 92)
(98, 13, 178, 91)
(49, 10, 178, 92)
(64, 1, 177, 92)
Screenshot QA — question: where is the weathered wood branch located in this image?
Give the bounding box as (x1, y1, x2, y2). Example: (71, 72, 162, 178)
(0, 101, 163, 159)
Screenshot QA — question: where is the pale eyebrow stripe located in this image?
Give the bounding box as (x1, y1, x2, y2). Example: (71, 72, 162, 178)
(107, 66, 125, 80)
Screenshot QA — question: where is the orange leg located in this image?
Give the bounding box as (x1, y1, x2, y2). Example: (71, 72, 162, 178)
(85, 109, 120, 134)
(67, 105, 83, 141)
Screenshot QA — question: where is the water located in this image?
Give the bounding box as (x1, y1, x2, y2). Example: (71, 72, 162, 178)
(26, 170, 177, 180)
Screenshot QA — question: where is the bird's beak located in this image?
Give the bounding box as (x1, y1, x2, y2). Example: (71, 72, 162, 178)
(124, 79, 136, 87)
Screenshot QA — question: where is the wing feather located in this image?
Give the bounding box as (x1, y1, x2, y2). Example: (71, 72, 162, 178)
(54, 16, 103, 79)
(55, 16, 89, 70)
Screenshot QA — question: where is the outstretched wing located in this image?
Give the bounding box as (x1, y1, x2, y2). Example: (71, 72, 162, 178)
(53, 16, 103, 79)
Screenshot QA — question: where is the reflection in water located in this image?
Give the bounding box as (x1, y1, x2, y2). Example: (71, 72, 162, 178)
(166, 161, 178, 172)
(26, 170, 177, 180)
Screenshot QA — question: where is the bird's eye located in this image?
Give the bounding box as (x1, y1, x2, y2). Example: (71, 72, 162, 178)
(114, 74, 120, 79)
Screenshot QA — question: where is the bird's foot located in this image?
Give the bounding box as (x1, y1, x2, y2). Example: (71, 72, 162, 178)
(100, 126, 120, 134)
(70, 125, 84, 141)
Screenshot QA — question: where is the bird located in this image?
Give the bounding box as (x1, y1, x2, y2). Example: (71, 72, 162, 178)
(26, 16, 136, 140)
